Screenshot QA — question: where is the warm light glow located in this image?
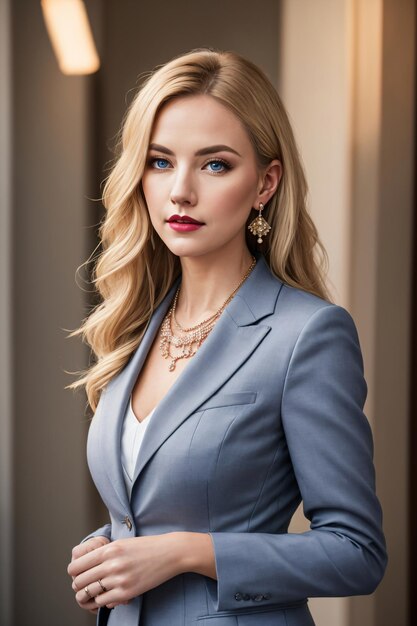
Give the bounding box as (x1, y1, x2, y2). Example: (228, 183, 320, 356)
(41, 0, 100, 75)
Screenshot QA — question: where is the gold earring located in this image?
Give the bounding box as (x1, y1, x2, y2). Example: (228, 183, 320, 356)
(248, 202, 271, 243)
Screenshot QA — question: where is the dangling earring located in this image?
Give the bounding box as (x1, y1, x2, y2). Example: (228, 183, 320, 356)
(248, 202, 271, 244)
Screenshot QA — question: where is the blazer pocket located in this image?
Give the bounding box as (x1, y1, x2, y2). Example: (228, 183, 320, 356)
(196, 607, 285, 625)
(196, 618, 237, 626)
(196, 606, 296, 625)
(196, 601, 311, 625)
(198, 391, 257, 411)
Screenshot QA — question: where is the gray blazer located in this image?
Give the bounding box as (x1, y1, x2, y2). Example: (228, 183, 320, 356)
(83, 251, 387, 626)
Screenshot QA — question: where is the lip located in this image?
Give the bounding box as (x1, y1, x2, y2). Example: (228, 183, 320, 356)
(168, 222, 203, 232)
(167, 214, 205, 225)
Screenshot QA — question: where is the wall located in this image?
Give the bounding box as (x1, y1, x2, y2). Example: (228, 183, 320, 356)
(278, 0, 353, 306)
(351, 1, 415, 625)
(10, 1, 98, 624)
(278, 2, 352, 623)
(98, 0, 280, 176)
(0, 0, 13, 623)
(279, 1, 415, 625)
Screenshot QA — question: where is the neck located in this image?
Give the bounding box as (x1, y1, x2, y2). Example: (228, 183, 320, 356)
(175, 246, 256, 325)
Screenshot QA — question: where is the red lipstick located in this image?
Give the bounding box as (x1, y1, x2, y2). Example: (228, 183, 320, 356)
(167, 214, 205, 232)
(167, 214, 204, 224)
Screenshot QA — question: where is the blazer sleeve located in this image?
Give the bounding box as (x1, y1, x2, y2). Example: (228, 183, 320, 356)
(80, 523, 112, 544)
(207, 303, 388, 612)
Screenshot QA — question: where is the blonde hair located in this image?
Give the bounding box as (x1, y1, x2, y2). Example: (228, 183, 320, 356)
(66, 47, 332, 412)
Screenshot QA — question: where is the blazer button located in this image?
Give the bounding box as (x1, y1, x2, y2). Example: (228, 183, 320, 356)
(234, 593, 243, 601)
(252, 594, 264, 602)
(122, 516, 133, 531)
(263, 594, 271, 600)
(242, 593, 251, 601)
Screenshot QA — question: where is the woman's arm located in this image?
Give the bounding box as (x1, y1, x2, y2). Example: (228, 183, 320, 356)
(80, 522, 112, 544)
(80, 524, 111, 544)
(175, 532, 217, 580)
(185, 304, 388, 612)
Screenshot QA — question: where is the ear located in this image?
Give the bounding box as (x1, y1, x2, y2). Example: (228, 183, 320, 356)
(255, 159, 283, 207)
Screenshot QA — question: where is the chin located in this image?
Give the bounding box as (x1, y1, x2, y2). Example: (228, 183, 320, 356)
(162, 240, 211, 258)
(169, 247, 209, 259)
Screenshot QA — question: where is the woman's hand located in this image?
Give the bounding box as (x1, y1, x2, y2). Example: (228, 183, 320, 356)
(69, 536, 111, 614)
(67, 533, 185, 610)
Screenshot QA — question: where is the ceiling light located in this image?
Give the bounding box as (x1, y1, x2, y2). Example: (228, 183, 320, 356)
(41, 0, 100, 75)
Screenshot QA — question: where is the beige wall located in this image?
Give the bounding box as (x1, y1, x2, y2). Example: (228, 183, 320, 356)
(281, 1, 414, 626)
(279, 0, 353, 307)
(355, 1, 415, 625)
(280, 2, 352, 623)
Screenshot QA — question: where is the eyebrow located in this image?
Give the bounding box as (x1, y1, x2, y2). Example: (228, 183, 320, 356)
(148, 143, 242, 158)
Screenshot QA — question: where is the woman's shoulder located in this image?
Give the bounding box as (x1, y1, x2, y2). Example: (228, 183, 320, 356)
(278, 279, 334, 315)
(270, 278, 359, 344)
(256, 255, 336, 320)
(250, 256, 356, 340)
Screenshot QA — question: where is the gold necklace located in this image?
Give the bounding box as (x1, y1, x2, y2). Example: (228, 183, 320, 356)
(159, 256, 257, 371)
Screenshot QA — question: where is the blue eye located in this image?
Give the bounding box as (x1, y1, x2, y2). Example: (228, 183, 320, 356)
(151, 158, 170, 169)
(206, 159, 231, 174)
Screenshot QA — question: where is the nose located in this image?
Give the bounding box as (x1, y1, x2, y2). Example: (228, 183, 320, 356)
(169, 167, 197, 206)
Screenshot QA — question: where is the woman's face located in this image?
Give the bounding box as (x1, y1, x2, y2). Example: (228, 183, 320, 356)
(141, 94, 280, 260)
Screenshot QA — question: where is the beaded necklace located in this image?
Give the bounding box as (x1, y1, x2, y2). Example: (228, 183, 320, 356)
(159, 256, 256, 371)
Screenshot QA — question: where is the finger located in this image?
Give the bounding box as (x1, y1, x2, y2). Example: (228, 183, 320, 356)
(75, 580, 109, 606)
(71, 546, 89, 561)
(79, 600, 99, 612)
(68, 544, 106, 577)
(73, 564, 106, 593)
(105, 600, 129, 609)
(72, 537, 110, 562)
(75, 592, 100, 612)
(94, 589, 123, 609)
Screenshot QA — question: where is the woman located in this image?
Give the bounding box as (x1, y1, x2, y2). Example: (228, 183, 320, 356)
(66, 48, 387, 626)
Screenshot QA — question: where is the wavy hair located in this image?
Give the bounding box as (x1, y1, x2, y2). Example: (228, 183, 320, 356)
(66, 47, 332, 412)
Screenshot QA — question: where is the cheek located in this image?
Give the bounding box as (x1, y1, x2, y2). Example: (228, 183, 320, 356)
(141, 176, 166, 227)
(141, 175, 159, 206)
(209, 179, 256, 221)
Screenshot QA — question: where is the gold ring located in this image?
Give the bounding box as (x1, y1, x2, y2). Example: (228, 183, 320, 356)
(97, 579, 107, 593)
(84, 586, 92, 599)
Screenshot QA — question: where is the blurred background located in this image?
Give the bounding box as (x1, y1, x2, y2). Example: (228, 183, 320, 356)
(0, 0, 415, 625)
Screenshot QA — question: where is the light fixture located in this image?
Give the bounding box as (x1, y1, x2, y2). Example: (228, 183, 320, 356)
(41, 0, 100, 75)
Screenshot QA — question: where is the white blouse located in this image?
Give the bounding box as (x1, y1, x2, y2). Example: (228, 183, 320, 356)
(121, 395, 156, 499)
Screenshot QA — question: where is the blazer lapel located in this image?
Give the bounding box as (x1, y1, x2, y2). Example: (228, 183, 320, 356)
(97, 275, 182, 514)
(132, 253, 283, 488)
